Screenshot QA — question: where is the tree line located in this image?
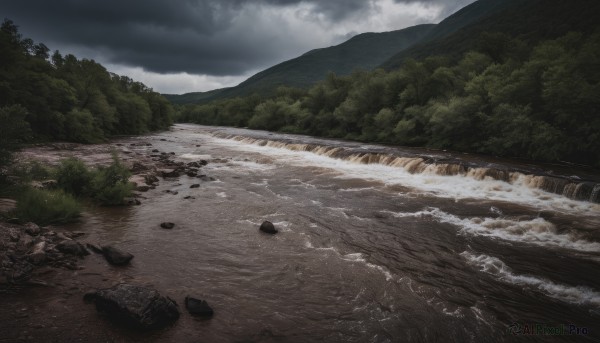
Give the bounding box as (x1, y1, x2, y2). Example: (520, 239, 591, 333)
(177, 31, 600, 168)
(0, 19, 174, 172)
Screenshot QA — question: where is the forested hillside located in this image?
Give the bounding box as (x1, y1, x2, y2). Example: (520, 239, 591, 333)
(177, 31, 600, 168)
(164, 24, 435, 104)
(0, 20, 174, 170)
(381, 0, 600, 69)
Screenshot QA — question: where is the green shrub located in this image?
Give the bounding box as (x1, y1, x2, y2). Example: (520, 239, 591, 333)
(90, 153, 133, 205)
(15, 188, 81, 225)
(10, 161, 54, 182)
(55, 157, 92, 196)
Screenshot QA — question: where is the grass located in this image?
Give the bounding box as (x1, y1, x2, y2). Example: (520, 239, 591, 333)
(14, 188, 81, 225)
(4, 153, 134, 225)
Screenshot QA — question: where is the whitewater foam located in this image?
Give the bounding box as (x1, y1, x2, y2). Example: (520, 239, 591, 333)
(461, 252, 600, 308)
(180, 153, 212, 160)
(205, 134, 600, 216)
(384, 208, 600, 252)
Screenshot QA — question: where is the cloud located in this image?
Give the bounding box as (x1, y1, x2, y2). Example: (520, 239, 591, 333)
(1, 0, 475, 93)
(105, 64, 254, 94)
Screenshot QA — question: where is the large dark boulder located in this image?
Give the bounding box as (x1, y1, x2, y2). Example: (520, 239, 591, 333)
(102, 246, 134, 266)
(259, 221, 278, 234)
(85, 284, 180, 330)
(185, 296, 214, 317)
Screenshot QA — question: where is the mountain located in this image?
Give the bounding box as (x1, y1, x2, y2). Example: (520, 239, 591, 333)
(380, 0, 600, 69)
(165, 24, 434, 104)
(167, 0, 600, 105)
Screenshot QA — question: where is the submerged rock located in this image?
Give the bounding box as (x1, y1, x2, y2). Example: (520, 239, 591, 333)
(101, 246, 134, 266)
(160, 222, 175, 229)
(259, 221, 278, 234)
(130, 162, 150, 173)
(144, 174, 159, 185)
(85, 284, 180, 330)
(124, 197, 141, 206)
(190, 184, 200, 189)
(198, 175, 216, 182)
(185, 296, 214, 317)
(136, 185, 151, 192)
(160, 169, 180, 178)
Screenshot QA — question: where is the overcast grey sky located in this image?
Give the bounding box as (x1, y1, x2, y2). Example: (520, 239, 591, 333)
(1, 0, 475, 94)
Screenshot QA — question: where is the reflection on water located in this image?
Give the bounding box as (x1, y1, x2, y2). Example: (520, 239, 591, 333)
(58, 124, 600, 342)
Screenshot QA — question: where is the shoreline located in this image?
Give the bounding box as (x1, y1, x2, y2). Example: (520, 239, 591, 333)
(0, 131, 218, 342)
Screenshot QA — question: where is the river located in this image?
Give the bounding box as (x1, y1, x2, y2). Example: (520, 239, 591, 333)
(6, 124, 600, 342)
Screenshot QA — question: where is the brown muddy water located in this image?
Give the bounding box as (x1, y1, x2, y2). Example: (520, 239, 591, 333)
(2, 124, 600, 342)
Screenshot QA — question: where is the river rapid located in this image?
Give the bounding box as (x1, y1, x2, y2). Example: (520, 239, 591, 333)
(7, 124, 600, 342)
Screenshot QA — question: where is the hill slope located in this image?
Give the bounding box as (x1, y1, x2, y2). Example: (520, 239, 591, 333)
(381, 0, 600, 69)
(166, 24, 434, 104)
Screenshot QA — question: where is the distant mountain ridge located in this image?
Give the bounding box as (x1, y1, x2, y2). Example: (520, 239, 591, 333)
(166, 0, 600, 104)
(164, 24, 434, 104)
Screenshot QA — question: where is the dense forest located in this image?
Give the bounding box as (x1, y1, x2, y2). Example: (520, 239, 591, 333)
(0, 19, 174, 172)
(177, 31, 600, 168)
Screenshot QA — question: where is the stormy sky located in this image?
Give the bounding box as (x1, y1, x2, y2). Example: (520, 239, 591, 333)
(1, 0, 475, 94)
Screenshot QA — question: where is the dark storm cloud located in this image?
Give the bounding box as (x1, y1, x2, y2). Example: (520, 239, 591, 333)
(1, 0, 472, 76)
(394, 0, 474, 16)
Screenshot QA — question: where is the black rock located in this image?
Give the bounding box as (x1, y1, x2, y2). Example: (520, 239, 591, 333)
(24, 222, 41, 236)
(190, 184, 200, 189)
(136, 185, 150, 192)
(259, 221, 278, 234)
(199, 160, 208, 166)
(125, 198, 141, 206)
(85, 284, 180, 330)
(101, 246, 134, 266)
(160, 222, 175, 229)
(186, 171, 198, 177)
(183, 196, 195, 200)
(144, 174, 160, 185)
(185, 296, 214, 317)
(198, 175, 216, 182)
(56, 240, 90, 256)
(160, 139, 166, 141)
(161, 170, 180, 178)
(131, 162, 149, 173)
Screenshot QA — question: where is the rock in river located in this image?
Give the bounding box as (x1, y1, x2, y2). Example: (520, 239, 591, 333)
(259, 221, 278, 234)
(102, 246, 134, 266)
(185, 296, 214, 317)
(85, 284, 180, 330)
(160, 222, 175, 229)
